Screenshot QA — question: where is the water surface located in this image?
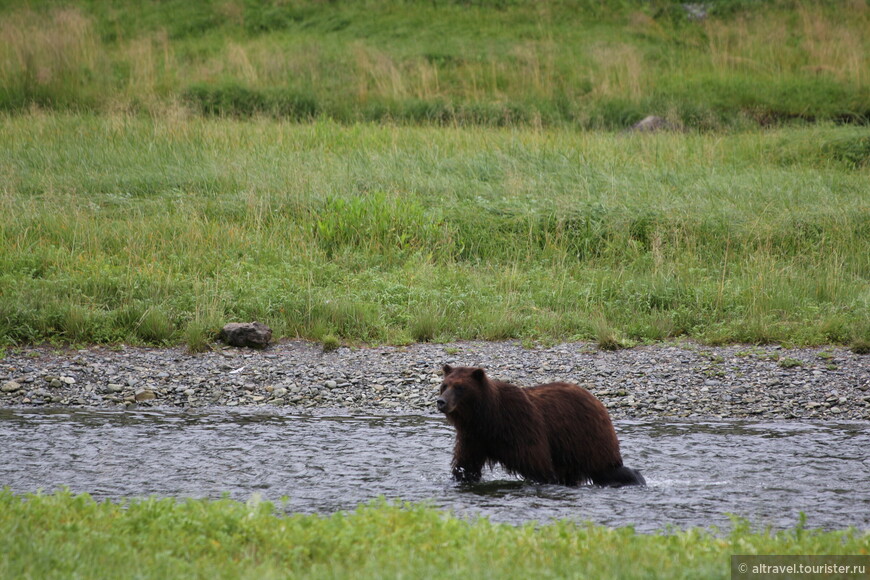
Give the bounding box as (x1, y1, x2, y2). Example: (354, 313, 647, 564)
(1, 408, 867, 532)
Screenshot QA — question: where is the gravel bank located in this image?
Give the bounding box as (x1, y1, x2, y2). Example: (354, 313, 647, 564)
(1, 341, 868, 420)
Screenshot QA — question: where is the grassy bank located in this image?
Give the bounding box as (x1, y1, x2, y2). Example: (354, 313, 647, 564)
(1, 490, 866, 579)
(1, 0, 868, 129)
(1, 113, 868, 348)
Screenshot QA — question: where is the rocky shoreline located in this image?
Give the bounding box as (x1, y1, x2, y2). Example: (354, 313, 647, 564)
(1, 340, 868, 420)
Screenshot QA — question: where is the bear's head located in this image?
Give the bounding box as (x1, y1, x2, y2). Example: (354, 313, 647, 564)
(436, 365, 490, 421)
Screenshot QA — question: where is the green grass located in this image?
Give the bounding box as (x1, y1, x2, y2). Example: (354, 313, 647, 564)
(1, 1, 868, 348)
(1, 113, 868, 348)
(1, 0, 868, 129)
(1, 489, 866, 579)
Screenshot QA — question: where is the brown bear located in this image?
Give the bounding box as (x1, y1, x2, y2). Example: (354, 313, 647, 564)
(436, 365, 645, 487)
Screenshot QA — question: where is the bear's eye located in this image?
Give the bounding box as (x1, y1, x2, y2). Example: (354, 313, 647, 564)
(440, 383, 447, 393)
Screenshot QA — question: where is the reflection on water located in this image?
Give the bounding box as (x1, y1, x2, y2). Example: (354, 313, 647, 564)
(1, 408, 868, 532)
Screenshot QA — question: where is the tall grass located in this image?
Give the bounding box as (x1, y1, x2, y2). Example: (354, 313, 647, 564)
(1, 490, 867, 579)
(1, 1, 868, 128)
(1, 113, 867, 347)
(0, 8, 102, 109)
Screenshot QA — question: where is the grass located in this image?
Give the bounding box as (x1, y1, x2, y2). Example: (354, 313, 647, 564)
(1, 112, 868, 348)
(0, 1, 868, 129)
(1, 489, 867, 579)
(778, 357, 804, 369)
(1, 1, 868, 349)
(321, 334, 341, 353)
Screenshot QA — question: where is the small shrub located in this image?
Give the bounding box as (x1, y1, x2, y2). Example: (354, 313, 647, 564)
(778, 357, 803, 369)
(322, 334, 340, 353)
(594, 319, 623, 351)
(60, 305, 94, 343)
(850, 339, 870, 355)
(410, 311, 440, 343)
(135, 309, 175, 344)
(478, 310, 524, 341)
(309, 299, 380, 341)
(312, 192, 441, 259)
(184, 320, 214, 354)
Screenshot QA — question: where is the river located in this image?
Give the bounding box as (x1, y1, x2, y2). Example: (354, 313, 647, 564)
(1, 408, 867, 532)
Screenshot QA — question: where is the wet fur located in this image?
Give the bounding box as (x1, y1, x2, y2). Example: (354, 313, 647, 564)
(437, 365, 645, 487)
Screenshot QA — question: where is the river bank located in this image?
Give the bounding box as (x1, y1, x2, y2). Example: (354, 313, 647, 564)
(1, 341, 868, 420)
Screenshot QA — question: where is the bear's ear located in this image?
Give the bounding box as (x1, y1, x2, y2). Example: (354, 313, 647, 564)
(471, 368, 486, 382)
(442, 364, 453, 376)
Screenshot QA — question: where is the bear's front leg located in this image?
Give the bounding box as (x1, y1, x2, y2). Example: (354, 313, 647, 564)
(452, 437, 486, 483)
(452, 463, 483, 482)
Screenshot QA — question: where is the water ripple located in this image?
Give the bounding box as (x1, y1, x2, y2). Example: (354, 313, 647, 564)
(1, 408, 867, 532)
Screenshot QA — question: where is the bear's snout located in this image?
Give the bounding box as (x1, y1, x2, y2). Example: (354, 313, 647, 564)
(436, 397, 447, 412)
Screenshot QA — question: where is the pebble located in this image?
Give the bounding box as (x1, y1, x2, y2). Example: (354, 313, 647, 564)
(0, 341, 867, 420)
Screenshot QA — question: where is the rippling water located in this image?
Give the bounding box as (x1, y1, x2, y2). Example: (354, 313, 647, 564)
(1, 408, 868, 532)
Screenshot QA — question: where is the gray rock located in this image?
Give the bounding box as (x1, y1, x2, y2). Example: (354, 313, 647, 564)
(1, 381, 21, 393)
(628, 115, 679, 133)
(134, 389, 156, 402)
(682, 3, 708, 21)
(219, 322, 272, 349)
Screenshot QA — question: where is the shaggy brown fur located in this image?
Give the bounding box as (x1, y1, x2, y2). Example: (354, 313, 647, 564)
(436, 365, 644, 487)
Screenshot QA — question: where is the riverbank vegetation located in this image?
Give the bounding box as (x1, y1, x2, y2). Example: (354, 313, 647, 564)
(1, 490, 866, 579)
(1, 114, 868, 349)
(1, 0, 868, 350)
(1, 1, 868, 129)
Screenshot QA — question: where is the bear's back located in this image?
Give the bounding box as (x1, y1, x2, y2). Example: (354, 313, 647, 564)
(524, 382, 610, 420)
(524, 382, 623, 478)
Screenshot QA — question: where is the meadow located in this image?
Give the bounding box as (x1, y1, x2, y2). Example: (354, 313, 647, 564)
(2, 113, 868, 349)
(1, 0, 868, 350)
(1, 0, 868, 128)
(2, 490, 867, 579)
